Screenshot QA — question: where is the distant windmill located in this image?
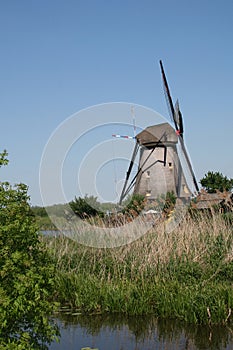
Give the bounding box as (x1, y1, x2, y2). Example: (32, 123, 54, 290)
(119, 60, 199, 204)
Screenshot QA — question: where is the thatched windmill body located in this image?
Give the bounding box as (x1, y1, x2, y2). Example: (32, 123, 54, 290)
(119, 61, 199, 204)
(133, 122, 191, 200)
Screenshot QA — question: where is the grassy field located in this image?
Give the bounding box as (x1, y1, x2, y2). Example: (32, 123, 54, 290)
(42, 210, 233, 325)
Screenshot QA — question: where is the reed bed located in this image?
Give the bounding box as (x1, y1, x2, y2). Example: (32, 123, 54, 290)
(43, 210, 233, 324)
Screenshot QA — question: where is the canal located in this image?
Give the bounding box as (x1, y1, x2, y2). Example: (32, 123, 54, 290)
(49, 313, 233, 350)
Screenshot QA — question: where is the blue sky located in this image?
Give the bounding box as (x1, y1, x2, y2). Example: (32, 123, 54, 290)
(0, 0, 233, 205)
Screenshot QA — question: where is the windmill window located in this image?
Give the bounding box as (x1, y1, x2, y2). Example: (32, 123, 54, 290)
(146, 190, 151, 197)
(168, 162, 173, 169)
(146, 171, 150, 177)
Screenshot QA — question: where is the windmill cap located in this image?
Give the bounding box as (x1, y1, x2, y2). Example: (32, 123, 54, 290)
(136, 122, 178, 146)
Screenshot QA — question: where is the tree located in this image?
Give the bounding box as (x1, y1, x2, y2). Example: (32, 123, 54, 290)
(69, 195, 102, 219)
(0, 151, 59, 349)
(0, 150, 8, 167)
(200, 171, 233, 193)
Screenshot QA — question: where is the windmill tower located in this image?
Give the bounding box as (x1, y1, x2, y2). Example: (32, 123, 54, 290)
(119, 61, 199, 204)
(133, 122, 190, 199)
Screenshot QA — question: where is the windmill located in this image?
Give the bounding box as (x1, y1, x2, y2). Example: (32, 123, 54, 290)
(119, 60, 199, 204)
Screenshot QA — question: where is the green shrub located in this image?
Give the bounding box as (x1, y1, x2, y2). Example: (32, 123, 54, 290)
(0, 152, 59, 349)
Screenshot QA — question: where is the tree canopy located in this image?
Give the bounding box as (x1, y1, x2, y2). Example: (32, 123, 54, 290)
(200, 171, 233, 193)
(69, 195, 102, 219)
(0, 151, 59, 349)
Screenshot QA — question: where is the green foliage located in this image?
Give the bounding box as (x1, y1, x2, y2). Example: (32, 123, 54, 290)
(0, 150, 9, 167)
(53, 266, 233, 324)
(31, 205, 62, 230)
(153, 191, 176, 215)
(163, 191, 176, 211)
(123, 194, 145, 215)
(0, 152, 59, 349)
(44, 208, 233, 325)
(222, 212, 233, 225)
(200, 171, 233, 193)
(34, 215, 58, 231)
(31, 206, 48, 217)
(69, 195, 103, 219)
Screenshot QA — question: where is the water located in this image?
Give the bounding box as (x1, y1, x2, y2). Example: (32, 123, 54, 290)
(49, 313, 233, 350)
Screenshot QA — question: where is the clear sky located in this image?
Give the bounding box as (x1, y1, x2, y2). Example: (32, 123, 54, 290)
(0, 0, 233, 205)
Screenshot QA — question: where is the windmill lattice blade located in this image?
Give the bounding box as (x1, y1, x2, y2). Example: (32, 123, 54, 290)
(174, 100, 184, 137)
(160, 60, 177, 130)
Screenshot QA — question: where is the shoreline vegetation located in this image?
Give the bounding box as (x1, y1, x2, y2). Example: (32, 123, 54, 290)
(2, 151, 233, 348)
(41, 209, 233, 325)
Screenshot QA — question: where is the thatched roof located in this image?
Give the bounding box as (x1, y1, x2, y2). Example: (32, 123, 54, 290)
(136, 122, 178, 146)
(193, 191, 233, 210)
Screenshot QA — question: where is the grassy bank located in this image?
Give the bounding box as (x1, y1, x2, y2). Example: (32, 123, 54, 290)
(43, 210, 233, 325)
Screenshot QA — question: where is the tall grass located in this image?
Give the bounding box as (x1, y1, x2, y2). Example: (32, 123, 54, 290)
(43, 210, 233, 324)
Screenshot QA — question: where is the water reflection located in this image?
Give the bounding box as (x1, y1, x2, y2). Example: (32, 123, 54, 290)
(50, 313, 233, 350)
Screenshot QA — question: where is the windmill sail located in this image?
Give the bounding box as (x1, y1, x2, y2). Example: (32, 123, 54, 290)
(159, 60, 199, 193)
(174, 100, 184, 137)
(159, 60, 178, 130)
(119, 142, 139, 204)
(119, 61, 199, 205)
